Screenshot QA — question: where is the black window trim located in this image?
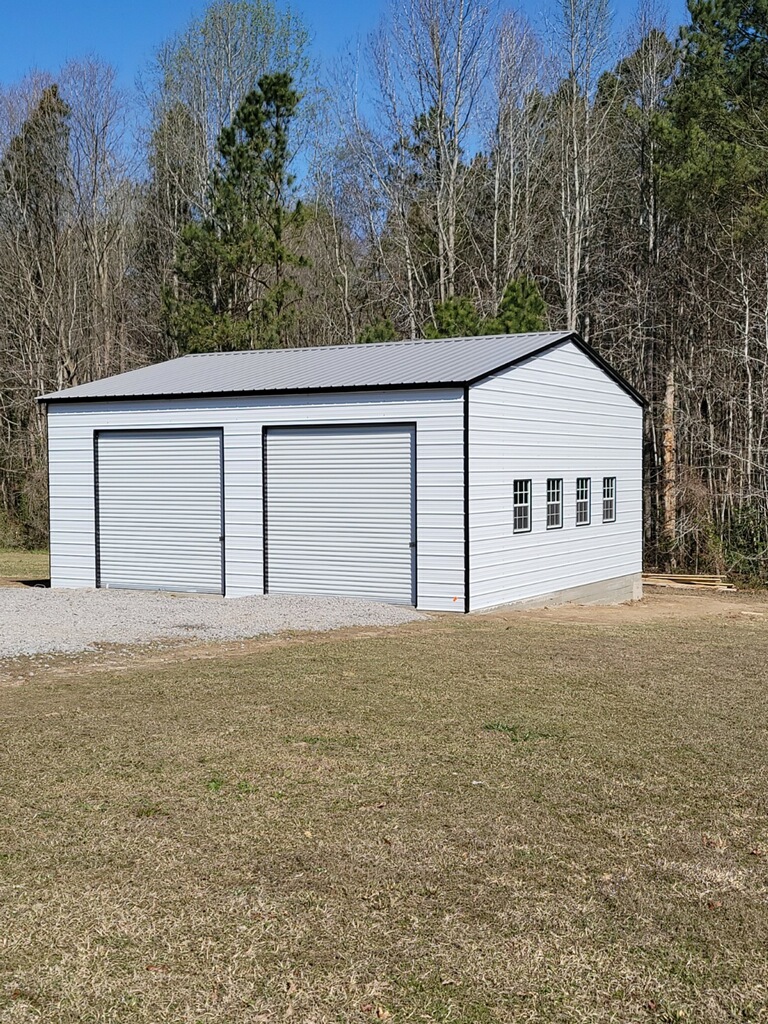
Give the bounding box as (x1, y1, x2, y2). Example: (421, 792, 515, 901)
(575, 476, 591, 527)
(513, 478, 533, 534)
(602, 476, 617, 523)
(546, 477, 564, 531)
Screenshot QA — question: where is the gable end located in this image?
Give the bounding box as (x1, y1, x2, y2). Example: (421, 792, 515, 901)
(468, 334, 645, 407)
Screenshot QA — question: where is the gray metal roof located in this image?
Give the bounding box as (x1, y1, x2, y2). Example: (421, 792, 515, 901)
(38, 332, 643, 405)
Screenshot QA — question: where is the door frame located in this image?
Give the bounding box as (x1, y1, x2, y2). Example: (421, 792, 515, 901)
(261, 421, 418, 606)
(93, 427, 226, 595)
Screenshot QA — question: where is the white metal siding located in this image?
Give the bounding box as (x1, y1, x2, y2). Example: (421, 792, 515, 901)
(468, 341, 643, 610)
(46, 389, 464, 611)
(96, 429, 223, 594)
(265, 426, 415, 603)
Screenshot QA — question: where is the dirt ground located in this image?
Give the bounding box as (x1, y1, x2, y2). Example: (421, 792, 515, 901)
(2, 542, 763, 662)
(503, 585, 768, 624)
(0, 585, 765, 684)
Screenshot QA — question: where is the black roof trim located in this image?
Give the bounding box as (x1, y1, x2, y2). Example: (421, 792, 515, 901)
(466, 333, 646, 407)
(39, 379, 462, 406)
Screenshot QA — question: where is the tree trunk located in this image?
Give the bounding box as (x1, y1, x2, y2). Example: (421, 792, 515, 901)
(661, 353, 677, 560)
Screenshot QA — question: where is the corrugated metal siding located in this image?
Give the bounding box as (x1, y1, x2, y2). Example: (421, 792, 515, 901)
(40, 333, 575, 401)
(468, 341, 642, 610)
(265, 426, 415, 603)
(47, 389, 464, 611)
(96, 429, 223, 594)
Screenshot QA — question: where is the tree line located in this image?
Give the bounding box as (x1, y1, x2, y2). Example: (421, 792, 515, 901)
(0, 0, 765, 581)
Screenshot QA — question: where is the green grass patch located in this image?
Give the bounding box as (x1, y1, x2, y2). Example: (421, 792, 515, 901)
(0, 610, 766, 1021)
(0, 547, 49, 582)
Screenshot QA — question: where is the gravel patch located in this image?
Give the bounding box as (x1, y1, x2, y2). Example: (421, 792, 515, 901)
(0, 588, 427, 660)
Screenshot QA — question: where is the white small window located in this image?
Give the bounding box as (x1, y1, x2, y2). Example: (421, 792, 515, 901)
(576, 477, 591, 526)
(546, 478, 563, 529)
(513, 479, 531, 533)
(603, 477, 616, 522)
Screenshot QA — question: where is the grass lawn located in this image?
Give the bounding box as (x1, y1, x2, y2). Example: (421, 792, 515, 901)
(0, 548, 49, 583)
(0, 602, 766, 1022)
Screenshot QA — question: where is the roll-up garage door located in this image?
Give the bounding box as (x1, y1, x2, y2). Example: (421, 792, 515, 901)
(265, 425, 415, 604)
(95, 429, 224, 594)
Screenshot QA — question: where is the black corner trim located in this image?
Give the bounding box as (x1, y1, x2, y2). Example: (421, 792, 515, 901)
(219, 429, 227, 596)
(93, 431, 101, 589)
(44, 405, 52, 585)
(463, 386, 470, 614)
(261, 426, 269, 595)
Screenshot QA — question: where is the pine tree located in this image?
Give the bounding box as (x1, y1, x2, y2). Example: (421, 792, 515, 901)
(660, 0, 768, 235)
(167, 72, 306, 351)
(1, 84, 73, 380)
(424, 296, 481, 338)
(487, 277, 547, 333)
(358, 319, 397, 343)
(424, 277, 546, 338)
(0, 85, 72, 537)
(2, 85, 71, 265)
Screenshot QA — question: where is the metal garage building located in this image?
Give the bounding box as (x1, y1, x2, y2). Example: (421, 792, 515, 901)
(39, 332, 644, 612)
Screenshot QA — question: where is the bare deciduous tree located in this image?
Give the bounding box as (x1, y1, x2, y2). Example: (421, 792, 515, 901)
(547, 0, 613, 336)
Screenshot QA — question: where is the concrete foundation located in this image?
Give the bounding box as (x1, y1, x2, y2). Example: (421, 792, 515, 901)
(475, 572, 643, 612)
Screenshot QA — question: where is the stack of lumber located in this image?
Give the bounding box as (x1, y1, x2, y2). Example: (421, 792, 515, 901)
(642, 572, 736, 591)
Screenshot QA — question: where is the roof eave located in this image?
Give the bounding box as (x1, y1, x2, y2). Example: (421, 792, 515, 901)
(38, 379, 469, 405)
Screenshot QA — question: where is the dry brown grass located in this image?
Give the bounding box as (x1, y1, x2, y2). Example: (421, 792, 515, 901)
(0, 549, 49, 586)
(1, 597, 767, 1023)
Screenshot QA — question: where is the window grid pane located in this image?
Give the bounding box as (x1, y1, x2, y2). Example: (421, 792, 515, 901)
(576, 477, 591, 525)
(546, 478, 562, 529)
(603, 477, 616, 522)
(513, 479, 531, 533)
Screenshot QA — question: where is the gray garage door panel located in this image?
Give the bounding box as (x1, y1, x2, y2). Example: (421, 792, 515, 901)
(265, 425, 415, 604)
(96, 429, 224, 594)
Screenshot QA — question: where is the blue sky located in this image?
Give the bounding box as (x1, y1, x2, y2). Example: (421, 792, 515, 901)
(0, 0, 384, 89)
(1, 0, 690, 92)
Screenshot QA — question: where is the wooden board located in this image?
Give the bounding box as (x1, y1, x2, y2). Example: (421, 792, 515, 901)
(642, 573, 736, 592)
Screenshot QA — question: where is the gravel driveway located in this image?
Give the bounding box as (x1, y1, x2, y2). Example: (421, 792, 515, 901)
(0, 588, 426, 660)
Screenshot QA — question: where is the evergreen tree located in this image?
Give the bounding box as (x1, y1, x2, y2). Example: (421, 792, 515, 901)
(358, 319, 397, 343)
(137, 102, 199, 358)
(425, 277, 546, 338)
(660, 0, 768, 234)
(1, 85, 70, 259)
(0, 84, 73, 379)
(167, 72, 306, 351)
(0, 84, 73, 538)
(487, 276, 547, 333)
(424, 296, 481, 338)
